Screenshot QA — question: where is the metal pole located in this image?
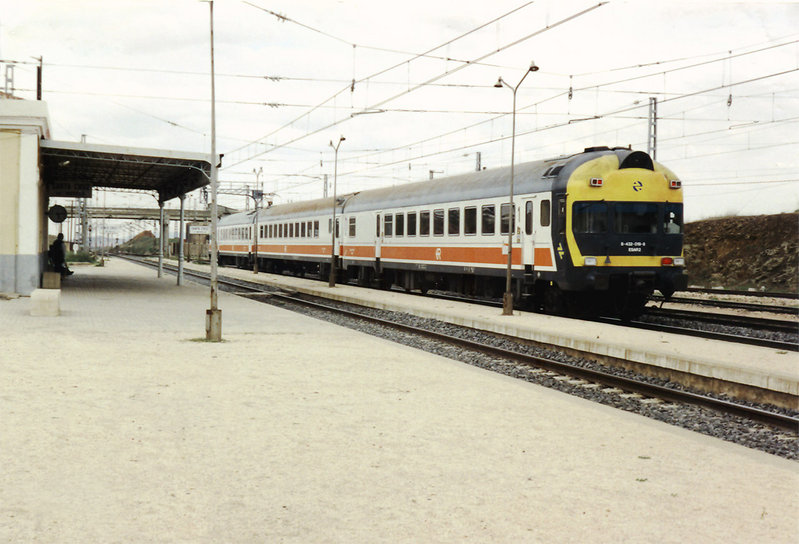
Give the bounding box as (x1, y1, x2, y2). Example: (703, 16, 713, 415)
(158, 201, 164, 278)
(178, 193, 185, 286)
(328, 136, 345, 287)
(252, 201, 259, 274)
(496, 61, 538, 316)
(206, 0, 222, 341)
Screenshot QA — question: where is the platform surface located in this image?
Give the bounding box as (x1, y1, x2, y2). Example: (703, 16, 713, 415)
(1, 258, 797, 543)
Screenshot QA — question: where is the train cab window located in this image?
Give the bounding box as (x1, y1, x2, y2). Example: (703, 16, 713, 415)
(420, 211, 430, 236)
(448, 208, 460, 235)
(664, 203, 683, 234)
(481, 205, 495, 235)
(348, 217, 356, 237)
(433, 209, 445, 236)
(395, 214, 404, 237)
(464, 207, 477, 235)
(314, 220, 319, 238)
(573, 202, 608, 233)
(384, 214, 393, 237)
(500, 203, 512, 235)
(540, 200, 551, 227)
(614, 202, 658, 234)
(407, 212, 417, 236)
(525, 201, 533, 235)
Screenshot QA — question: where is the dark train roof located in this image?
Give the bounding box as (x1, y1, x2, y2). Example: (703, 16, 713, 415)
(219, 147, 647, 227)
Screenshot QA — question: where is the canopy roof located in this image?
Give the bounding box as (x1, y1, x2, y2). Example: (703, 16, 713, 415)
(40, 140, 214, 202)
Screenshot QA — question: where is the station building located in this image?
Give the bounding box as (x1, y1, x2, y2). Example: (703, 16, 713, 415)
(0, 98, 212, 296)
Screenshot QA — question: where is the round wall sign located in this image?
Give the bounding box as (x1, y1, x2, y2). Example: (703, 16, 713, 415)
(47, 205, 68, 223)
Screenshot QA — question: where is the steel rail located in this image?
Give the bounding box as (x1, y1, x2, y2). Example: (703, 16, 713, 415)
(653, 295, 798, 316)
(645, 307, 799, 335)
(684, 287, 798, 300)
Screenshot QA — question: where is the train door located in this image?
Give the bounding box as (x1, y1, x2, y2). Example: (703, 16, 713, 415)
(374, 212, 382, 259)
(522, 197, 538, 268)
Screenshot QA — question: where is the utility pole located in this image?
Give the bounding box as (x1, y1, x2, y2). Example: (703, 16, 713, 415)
(647, 97, 657, 160)
(205, 0, 222, 341)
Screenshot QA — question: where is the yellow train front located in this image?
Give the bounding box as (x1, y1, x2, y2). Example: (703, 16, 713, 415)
(537, 147, 687, 317)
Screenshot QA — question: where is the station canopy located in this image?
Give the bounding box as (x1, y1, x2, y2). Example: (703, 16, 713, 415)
(40, 140, 213, 202)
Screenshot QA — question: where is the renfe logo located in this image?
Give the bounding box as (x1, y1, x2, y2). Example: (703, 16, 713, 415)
(633, 180, 643, 192)
(435, 248, 442, 260)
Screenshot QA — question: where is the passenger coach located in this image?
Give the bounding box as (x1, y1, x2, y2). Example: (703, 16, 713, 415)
(218, 146, 687, 317)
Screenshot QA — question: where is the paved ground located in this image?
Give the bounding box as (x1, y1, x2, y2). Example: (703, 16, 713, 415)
(1, 258, 797, 543)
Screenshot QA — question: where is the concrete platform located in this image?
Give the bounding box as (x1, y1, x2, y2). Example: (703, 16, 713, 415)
(1, 258, 797, 542)
(178, 259, 799, 409)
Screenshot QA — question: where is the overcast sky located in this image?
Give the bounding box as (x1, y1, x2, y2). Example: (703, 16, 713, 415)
(1, 0, 798, 239)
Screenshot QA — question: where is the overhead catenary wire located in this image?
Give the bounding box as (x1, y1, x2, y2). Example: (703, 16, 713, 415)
(223, 2, 610, 169)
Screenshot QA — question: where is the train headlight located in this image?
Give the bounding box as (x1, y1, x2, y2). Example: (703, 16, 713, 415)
(674, 257, 685, 266)
(590, 178, 603, 187)
(584, 256, 597, 266)
(669, 179, 682, 189)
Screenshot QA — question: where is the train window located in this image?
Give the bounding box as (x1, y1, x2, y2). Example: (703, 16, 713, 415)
(573, 202, 608, 233)
(448, 208, 460, 235)
(558, 197, 566, 235)
(376, 214, 381, 237)
(335, 218, 339, 238)
(314, 220, 319, 238)
(614, 202, 658, 234)
(664, 203, 683, 234)
(307, 221, 312, 237)
(464, 207, 477, 235)
(301, 222, 306, 238)
(328, 218, 332, 234)
(433, 209, 445, 236)
(540, 200, 551, 227)
(500, 203, 512, 235)
(482, 205, 495, 235)
(407, 212, 417, 236)
(295, 222, 300, 238)
(396, 214, 404, 237)
(384, 214, 393, 237)
(525, 201, 533, 235)
(420, 211, 430, 236)
(349, 217, 356, 237)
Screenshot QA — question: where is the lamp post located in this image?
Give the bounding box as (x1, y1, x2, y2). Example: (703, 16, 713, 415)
(328, 136, 345, 287)
(205, 0, 222, 341)
(494, 60, 539, 316)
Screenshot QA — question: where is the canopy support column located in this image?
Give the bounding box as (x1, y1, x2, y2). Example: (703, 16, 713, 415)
(177, 194, 185, 286)
(158, 201, 164, 278)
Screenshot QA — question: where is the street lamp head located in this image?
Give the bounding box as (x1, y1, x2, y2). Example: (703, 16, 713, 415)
(339, 136, 346, 143)
(529, 61, 539, 72)
(494, 77, 504, 88)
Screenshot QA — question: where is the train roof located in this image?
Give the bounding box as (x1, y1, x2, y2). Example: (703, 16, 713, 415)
(218, 147, 655, 226)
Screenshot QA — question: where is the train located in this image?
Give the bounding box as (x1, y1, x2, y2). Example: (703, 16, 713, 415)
(217, 146, 687, 317)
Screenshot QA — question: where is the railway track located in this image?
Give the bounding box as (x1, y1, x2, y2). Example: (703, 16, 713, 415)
(653, 293, 799, 316)
(685, 287, 798, 300)
(122, 256, 799, 435)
